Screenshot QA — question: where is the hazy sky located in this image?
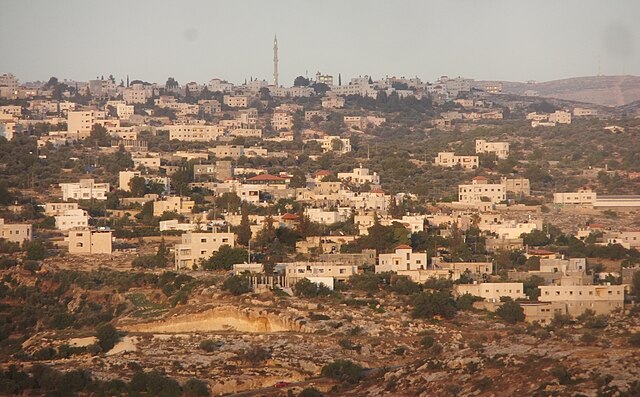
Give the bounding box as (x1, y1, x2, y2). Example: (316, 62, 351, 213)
(1, 0, 639, 85)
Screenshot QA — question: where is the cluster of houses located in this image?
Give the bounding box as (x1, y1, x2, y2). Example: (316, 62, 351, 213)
(0, 71, 634, 325)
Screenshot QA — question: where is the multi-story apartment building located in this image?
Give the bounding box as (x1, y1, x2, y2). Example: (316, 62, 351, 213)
(211, 145, 244, 160)
(168, 124, 224, 142)
(282, 262, 358, 287)
(54, 209, 89, 231)
(123, 84, 149, 104)
(549, 110, 572, 124)
(321, 96, 345, 109)
(458, 176, 506, 204)
(44, 202, 79, 216)
(60, 179, 110, 201)
(377, 245, 428, 273)
(153, 196, 195, 217)
(271, 110, 293, 130)
(67, 228, 112, 255)
(501, 177, 531, 196)
(223, 95, 249, 108)
(539, 284, 626, 316)
(337, 166, 380, 186)
(193, 161, 233, 181)
(553, 189, 597, 206)
(475, 139, 510, 159)
(66, 110, 119, 139)
(174, 231, 235, 269)
(454, 282, 526, 302)
(132, 156, 161, 170)
(435, 152, 479, 170)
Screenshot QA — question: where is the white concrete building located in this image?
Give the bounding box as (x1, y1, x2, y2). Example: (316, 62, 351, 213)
(54, 209, 89, 231)
(337, 166, 380, 186)
(435, 152, 479, 170)
(458, 176, 506, 204)
(553, 189, 597, 206)
(168, 124, 225, 142)
(67, 228, 112, 255)
(60, 179, 110, 201)
(0, 219, 32, 244)
(377, 245, 428, 273)
(539, 284, 626, 316)
(174, 231, 235, 270)
(454, 282, 525, 302)
(475, 139, 509, 159)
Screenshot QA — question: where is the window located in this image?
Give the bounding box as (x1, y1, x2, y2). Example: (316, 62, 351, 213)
(201, 238, 207, 243)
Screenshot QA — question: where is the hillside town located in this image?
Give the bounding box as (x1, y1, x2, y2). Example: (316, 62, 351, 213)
(2, 18, 640, 396)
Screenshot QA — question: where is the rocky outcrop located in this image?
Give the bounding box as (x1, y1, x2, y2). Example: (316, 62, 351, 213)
(121, 306, 310, 334)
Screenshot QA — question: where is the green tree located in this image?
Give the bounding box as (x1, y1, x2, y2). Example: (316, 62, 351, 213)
(85, 124, 111, 147)
(293, 278, 332, 298)
(496, 300, 525, 324)
(289, 168, 307, 188)
(222, 275, 251, 295)
(95, 323, 119, 352)
(24, 240, 47, 260)
(293, 76, 310, 87)
(129, 176, 147, 197)
(237, 202, 252, 246)
(204, 245, 248, 271)
(632, 270, 640, 297)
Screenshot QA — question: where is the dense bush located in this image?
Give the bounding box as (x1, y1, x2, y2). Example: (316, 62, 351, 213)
(293, 278, 333, 298)
(456, 293, 483, 311)
(496, 300, 525, 324)
(320, 359, 364, 384)
(411, 290, 457, 319)
(221, 275, 251, 295)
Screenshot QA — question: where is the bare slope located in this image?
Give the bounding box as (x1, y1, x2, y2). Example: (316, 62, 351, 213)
(480, 75, 640, 107)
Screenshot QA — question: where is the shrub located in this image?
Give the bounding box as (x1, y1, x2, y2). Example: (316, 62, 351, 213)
(309, 313, 330, 321)
(456, 293, 483, 311)
(320, 359, 364, 384)
(338, 339, 361, 352)
(298, 387, 324, 397)
(22, 260, 41, 273)
(390, 276, 421, 295)
(24, 240, 47, 260)
(183, 378, 210, 397)
(199, 339, 217, 352)
(550, 313, 572, 328)
(577, 309, 608, 329)
(550, 365, 572, 385)
(239, 346, 271, 364)
(411, 291, 457, 319)
(496, 300, 525, 324)
(580, 331, 598, 344)
(294, 278, 332, 298)
(629, 332, 640, 347)
(420, 335, 435, 349)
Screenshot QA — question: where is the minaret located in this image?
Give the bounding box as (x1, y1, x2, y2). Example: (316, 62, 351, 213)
(273, 35, 279, 87)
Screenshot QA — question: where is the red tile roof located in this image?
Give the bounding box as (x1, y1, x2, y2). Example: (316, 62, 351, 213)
(395, 244, 412, 250)
(281, 213, 300, 220)
(315, 170, 333, 176)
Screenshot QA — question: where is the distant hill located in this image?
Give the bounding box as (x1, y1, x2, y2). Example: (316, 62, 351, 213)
(478, 75, 640, 107)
